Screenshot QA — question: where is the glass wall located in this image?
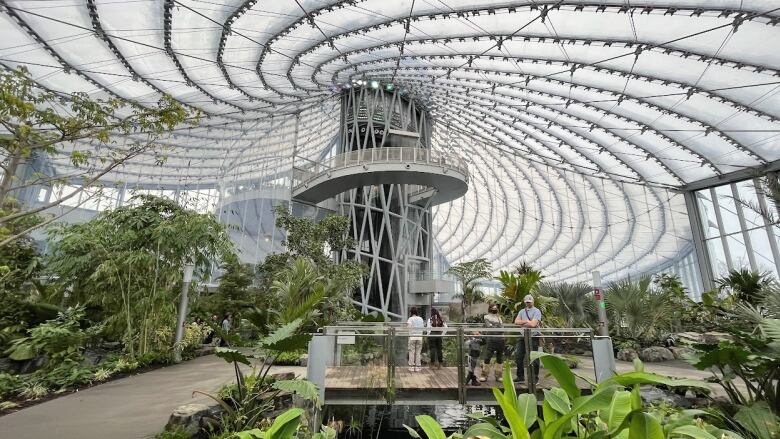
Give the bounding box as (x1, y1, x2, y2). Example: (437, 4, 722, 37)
(695, 177, 780, 280)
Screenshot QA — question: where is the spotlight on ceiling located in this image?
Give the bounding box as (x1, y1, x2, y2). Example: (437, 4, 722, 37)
(370, 80, 379, 89)
(385, 83, 395, 91)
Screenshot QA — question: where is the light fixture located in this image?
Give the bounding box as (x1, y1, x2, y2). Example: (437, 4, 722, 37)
(370, 80, 379, 89)
(385, 83, 395, 91)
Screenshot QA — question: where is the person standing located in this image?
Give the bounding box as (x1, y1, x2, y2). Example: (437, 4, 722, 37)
(465, 331, 484, 386)
(427, 308, 447, 369)
(480, 303, 505, 382)
(514, 295, 542, 384)
(407, 307, 425, 372)
(219, 313, 232, 347)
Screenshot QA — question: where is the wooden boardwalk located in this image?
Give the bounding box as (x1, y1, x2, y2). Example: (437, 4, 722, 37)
(325, 366, 530, 390)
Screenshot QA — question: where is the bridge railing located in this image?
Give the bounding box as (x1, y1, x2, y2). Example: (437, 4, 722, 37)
(291, 147, 469, 193)
(309, 323, 605, 405)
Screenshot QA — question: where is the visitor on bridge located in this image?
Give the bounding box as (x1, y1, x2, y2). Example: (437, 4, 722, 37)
(427, 308, 447, 369)
(514, 295, 542, 384)
(480, 303, 505, 382)
(466, 331, 484, 386)
(407, 307, 425, 372)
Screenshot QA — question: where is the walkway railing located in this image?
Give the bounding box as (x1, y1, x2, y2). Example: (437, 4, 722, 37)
(291, 147, 469, 193)
(307, 323, 608, 405)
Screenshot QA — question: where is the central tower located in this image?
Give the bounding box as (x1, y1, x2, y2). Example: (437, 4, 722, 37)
(291, 83, 468, 320)
(338, 86, 434, 319)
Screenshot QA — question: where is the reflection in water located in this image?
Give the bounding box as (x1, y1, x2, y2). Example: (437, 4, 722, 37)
(323, 404, 498, 438)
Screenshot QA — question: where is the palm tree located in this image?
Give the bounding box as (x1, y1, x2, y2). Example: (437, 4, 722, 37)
(496, 267, 544, 315)
(453, 285, 485, 317)
(448, 258, 493, 322)
(716, 268, 773, 305)
(537, 281, 596, 328)
(605, 276, 677, 344)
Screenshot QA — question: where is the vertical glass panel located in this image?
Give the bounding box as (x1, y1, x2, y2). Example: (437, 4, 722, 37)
(715, 185, 741, 235)
(696, 190, 720, 239)
(726, 233, 751, 271)
(707, 238, 729, 276)
(736, 180, 765, 230)
(748, 228, 779, 279)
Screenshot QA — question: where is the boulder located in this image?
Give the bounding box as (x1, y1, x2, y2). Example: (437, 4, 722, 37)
(270, 371, 295, 381)
(674, 332, 703, 346)
(640, 346, 674, 362)
(165, 403, 211, 436)
(640, 386, 692, 408)
(669, 346, 696, 360)
(702, 332, 731, 344)
(616, 348, 638, 362)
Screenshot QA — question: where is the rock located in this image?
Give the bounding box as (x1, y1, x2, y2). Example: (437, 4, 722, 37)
(299, 354, 308, 367)
(616, 348, 638, 362)
(702, 332, 731, 344)
(0, 358, 14, 373)
(270, 371, 295, 381)
(640, 386, 692, 408)
(639, 346, 674, 362)
(669, 346, 696, 360)
(166, 403, 211, 436)
(674, 332, 703, 346)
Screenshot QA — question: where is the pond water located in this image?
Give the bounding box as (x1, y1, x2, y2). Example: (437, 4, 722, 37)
(322, 404, 499, 438)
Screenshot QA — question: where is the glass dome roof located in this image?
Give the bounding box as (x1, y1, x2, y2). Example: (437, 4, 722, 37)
(1, 0, 779, 282)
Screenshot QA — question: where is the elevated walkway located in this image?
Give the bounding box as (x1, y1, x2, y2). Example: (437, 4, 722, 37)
(307, 323, 614, 406)
(292, 147, 468, 205)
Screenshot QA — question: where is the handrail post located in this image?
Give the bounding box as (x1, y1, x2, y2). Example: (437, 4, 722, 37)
(524, 328, 534, 394)
(386, 326, 395, 404)
(457, 327, 465, 404)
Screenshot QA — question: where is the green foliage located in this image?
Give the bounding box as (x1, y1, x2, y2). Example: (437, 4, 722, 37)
(688, 282, 780, 425)
(4, 306, 90, 366)
(495, 266, 544, 315)
(605, 276, 683, 345)
(46, 194, 233, 357)
(199, 254, 259, 320)
(716, 268, 774, 306)
(0, 66, 194, 248)
(409, 359, 740, 439)
(448, 258, 492, 322)
(536, 282, 595, 328)
(154, 428, 192, 439)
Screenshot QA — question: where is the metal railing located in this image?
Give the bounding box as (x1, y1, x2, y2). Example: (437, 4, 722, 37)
(291, 147, 469, 193)
(312, 323, 597, 405)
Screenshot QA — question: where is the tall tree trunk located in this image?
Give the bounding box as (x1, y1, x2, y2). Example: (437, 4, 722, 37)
(0, 150, 22, 206)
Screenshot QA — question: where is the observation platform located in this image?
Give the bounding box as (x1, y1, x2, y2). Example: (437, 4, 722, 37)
(291, 147, 469, 205)
(307, 323, 614, 406)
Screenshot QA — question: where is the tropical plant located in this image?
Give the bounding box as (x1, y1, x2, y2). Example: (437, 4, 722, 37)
(230, 407, 337, 439)
(716, 268, 774, 306)
(495, 266, 544, 315)
(453, 285, 485, 318)
(735, 174, 780, 226)
(406, 355, 741, 439)
(604, 276, 679, 345)
(448, 258, 492, 322)
(198, 254, 259, 321)
(690, 282, 780, 425)
(0, 66, 194, 248)
(4, 305, 91, 367)
(46, 195, 233, 357)
(536, 282, 595, 328)
(195, 319, 319, 436)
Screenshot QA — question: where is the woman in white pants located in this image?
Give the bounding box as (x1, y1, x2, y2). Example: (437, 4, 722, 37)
(407, 307, 425, 372)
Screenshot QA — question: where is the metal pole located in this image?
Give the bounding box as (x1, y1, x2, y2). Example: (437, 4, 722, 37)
(524, 328, 534, 394)
(173, 263, 195, 363)
(593, 271, 609, 337)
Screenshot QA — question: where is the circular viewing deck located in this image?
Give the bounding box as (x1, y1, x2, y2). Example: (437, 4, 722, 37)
(292, 147, 469, 205)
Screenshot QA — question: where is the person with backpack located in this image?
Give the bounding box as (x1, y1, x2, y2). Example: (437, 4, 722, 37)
(514, 295, 542, 384)
(480, 303, 505, 382)
(427, 308, 447, 369)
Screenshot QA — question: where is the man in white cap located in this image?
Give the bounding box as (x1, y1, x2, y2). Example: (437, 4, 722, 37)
(514, 294, 542, 384)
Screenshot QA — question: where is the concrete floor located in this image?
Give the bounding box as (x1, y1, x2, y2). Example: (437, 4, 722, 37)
(0, 355, 306, 439)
